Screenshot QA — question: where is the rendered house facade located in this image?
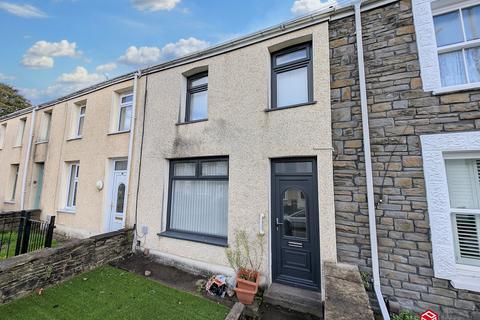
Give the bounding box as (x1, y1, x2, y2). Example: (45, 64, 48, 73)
(0, 76, 137, 238)
(1, 0, 480, 318)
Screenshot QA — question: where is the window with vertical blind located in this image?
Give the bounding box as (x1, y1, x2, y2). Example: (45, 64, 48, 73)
(445, 159, 480, 266)
(165, 157, 228, 246)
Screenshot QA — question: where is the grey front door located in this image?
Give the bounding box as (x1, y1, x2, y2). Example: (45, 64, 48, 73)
(271, 158, 320, 291)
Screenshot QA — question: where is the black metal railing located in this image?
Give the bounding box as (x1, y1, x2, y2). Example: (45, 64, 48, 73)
(0, 210, 55, 259)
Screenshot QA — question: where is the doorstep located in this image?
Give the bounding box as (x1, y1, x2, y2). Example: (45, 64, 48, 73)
(263, 283, 323, 318)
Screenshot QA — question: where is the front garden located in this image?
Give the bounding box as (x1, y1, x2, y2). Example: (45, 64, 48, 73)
(0, 266, 229, 320)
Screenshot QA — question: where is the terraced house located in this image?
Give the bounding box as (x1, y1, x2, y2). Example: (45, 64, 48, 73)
(1, 0, 480, 318)
(0, 75, 137, 237)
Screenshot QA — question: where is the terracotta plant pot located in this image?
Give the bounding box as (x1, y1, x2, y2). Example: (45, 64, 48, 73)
(234, 268, 259, 305)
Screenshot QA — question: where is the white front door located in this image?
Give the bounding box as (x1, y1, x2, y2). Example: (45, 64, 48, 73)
(108, 160, 128, 232)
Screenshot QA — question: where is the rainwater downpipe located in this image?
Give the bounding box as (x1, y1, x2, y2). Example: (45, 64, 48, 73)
(125, 70, 141, 232)
(20, 106, 38, 210)
(354, 1, 390, 319)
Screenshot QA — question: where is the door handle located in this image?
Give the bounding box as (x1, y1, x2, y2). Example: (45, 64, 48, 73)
(276, 218, 283, 226)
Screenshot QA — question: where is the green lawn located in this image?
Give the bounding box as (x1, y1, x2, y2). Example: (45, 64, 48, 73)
(0, 232, 58, 260)
(0, 266, 230, 320)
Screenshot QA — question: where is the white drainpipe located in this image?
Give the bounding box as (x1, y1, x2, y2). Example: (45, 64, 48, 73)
(354, 1, 390, 319)
(124, 70, 141, 230)
(20, 107, 38, 210)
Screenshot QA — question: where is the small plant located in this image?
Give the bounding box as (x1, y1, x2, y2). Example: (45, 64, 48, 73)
(391, 310, 420, 320)
(225, 230, 265, 282)
(360, 271, 372, 290)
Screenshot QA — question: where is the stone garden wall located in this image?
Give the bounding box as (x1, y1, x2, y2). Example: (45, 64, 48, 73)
(330, 0, 480, 318)
(0, 229, 133, 303)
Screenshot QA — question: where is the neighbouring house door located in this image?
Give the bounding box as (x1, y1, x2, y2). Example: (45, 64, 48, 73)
(271, 158, 320, 291)
(108, 160, 128, 232)
(33, 163, 44, 209)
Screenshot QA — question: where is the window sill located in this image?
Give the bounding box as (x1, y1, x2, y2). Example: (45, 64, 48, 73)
(13, 145, 22, 149)
(57, 209, 75, 214)
(158, 230, 228, 247)
(433, 83, 480, 95)
(176, 119, 208, 126)
(108, 130, 130, 136)
(36, 140, 49, 145)
(3, 200, 16, 205)
(66, 137, 82, 142)
(265, 101, 317, 112)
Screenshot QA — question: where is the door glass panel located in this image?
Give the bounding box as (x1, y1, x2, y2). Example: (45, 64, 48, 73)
(116, 183, 126, 213)
(282, 188, 307, 239)
(275, 162, 313, 174)
(115, 160, 128, 171)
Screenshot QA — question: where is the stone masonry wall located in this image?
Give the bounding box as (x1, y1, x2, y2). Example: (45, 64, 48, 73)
(330, 0, 480, 318)
(0, 229, 133, 303)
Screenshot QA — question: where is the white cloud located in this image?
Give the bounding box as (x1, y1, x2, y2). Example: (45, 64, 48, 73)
(162, 37, 209, 59)
(118, 37, 209, 67)
(132, 0, 180, 12)
(96, 62, 117, 73)
(118, 46, 162, 66)
(20, 66, 105, 103)
(57, 66, 103, 85)
(0, 2, 46, 18)
(0, 73, 14, 81)
(291, 0, 331, 15)
(21, 40, 80, 69)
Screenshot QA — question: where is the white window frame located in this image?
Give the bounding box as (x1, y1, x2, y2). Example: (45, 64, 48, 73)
(0, 123, 6, 149)
(9, 164, 19, 201)
(117, 93, 133, 132)
(75, 105, 86, 138)
(65, 162, 80, 211)
(15, 118, 26, 147)
(38, 111, 52, 142)
(412, 0, 480, 93)
(421, 131, 480, 292)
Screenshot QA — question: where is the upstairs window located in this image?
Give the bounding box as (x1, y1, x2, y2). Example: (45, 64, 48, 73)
(445, 158, 480, 266)
(118, 93, 133, 132)
(271, 43, 313, 109)
(15, 118, 26, 147)
(186, 72, 208, 122)
(38, 111, 52, 142)
(75, 105, 86, 138)
(0, 123, 6, 148)
(433, 3, 480, 87)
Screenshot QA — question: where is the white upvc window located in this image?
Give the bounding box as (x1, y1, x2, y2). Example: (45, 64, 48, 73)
(422, 131, 480, 292)
(445, 158, 480, 267)
(412, 0, 480, 93)
(15, 118, 26, 147)
(118, 93, 133, 132)
(75, 105, 86, 138)
(65, 162, 79, 210)
(433, 2, 480, 88)
(38, 111, 52, 142)
(9, 164, 19, 201)
(0, 123, 6, 148)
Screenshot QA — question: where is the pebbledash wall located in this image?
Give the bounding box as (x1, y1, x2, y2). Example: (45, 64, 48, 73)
(330, 0, 480, 318)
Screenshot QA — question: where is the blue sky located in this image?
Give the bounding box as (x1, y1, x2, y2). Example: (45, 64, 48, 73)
(0, 0, 330, 104)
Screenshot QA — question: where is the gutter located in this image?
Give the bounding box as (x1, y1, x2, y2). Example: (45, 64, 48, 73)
(354, 1, 390, 319)
(124, 70, 141, 232)
(20, 106, 38, 210)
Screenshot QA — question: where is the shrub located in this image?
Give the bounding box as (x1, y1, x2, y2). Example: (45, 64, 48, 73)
(391, 310, 420, 320)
